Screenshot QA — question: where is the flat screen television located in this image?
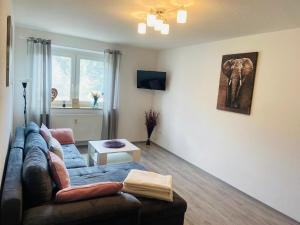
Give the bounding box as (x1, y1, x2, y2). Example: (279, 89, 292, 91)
(137, 70, 166, 90)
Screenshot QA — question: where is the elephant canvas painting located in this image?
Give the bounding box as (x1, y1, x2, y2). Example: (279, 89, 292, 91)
(217, 52, 258, 115)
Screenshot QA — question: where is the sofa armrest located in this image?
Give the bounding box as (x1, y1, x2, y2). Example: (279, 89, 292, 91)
(23, 192, 141, 225)
(11, 127, 25, 149)
(1, 148, 23, 225)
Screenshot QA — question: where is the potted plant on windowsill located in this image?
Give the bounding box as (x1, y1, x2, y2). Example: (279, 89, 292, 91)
(145, 110, 159, 146)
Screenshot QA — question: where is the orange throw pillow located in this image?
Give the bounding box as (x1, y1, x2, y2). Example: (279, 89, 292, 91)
(48, 151, 70, 189)
(55, 182, 123, 203)
(50, 128, 75, 144)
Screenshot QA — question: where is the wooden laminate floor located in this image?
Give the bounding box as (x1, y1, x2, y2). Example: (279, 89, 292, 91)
(79, 143, 299, 225)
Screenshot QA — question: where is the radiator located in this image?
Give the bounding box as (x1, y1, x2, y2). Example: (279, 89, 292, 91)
(50, 109, 103, 142)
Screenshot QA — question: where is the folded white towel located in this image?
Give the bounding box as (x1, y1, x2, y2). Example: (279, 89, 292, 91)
(123, 169, 173, 202)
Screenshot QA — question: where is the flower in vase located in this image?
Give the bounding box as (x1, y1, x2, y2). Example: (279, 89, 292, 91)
(91, 91, 101, 107)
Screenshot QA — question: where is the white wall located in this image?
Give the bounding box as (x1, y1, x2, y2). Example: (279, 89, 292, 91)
(153, 28, 300, 221)
(0, 0, 13, 184)
(13, 27, 157, 142)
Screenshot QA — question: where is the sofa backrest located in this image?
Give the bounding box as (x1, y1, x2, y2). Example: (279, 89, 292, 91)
(1, 127, 25, 225)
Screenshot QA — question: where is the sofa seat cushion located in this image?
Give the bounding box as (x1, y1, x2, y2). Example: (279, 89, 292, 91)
(68, 162, 145, 186)
(62, 144, 87, 169)
(22, 193, 141, 225)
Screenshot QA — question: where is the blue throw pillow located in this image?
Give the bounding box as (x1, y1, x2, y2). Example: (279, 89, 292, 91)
(22, 146, 53, 206)
(24, 121, 40, 137)
(24, 132, 48, 156)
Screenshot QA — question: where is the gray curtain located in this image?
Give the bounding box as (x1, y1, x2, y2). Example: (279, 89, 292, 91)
(27, 37, 52, 126)
(101, 49, 121, 139)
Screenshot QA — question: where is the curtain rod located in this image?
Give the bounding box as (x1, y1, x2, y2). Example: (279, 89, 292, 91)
(27, 37, 51, 44)
(20, 36, 121, 54)
(52, 44, 104, 55)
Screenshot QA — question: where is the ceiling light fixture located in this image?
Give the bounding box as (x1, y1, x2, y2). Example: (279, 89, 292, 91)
(161, 23, 170, 35)
(177, 8, 187, 24)
(147, 11, 156, 27)
(137, 6, 188, 35)
(154, 16, 164, 31)
(138, 22, 147, 34)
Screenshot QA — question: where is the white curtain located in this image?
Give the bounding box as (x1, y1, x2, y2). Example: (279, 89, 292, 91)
(101, 49, 121, 139)
(27, 37, 52, 126)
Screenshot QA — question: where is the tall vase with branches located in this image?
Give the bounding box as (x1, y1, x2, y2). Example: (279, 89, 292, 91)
(145, 110, 159, 146)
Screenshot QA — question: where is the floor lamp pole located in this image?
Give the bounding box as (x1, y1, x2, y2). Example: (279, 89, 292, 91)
(22, 82, 27, 127)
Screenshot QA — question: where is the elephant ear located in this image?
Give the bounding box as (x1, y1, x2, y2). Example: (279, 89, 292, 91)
(222, 59, 233, 78)
(242, 58, 254, 76)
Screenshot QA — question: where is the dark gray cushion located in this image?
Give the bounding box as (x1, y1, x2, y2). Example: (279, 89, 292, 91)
(62, 144, 87, 169)
(22, 193, 141, 225)
(11, 126, 25, 150)
(68, 162, 145, 186)
(24, 132, 48, 156)
(24, 122, 40, 137)
(1, 148, 23, 225)
(138, 192, 187, 225)
(22, 146, 53, 206)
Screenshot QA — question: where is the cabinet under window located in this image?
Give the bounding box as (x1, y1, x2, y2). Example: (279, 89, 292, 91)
(51, 47, 104, 108)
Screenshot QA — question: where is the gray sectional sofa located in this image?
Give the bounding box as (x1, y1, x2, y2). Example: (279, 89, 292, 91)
(1, 123, 187, 225)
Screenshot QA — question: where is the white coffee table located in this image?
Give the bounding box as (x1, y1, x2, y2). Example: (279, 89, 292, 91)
(88, 139, 141, 165)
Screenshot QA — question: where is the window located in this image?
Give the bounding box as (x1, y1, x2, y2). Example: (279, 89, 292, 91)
(51, 47, 104, 108)
(79, 59, 104, 102)
(52, 55, 72, 101)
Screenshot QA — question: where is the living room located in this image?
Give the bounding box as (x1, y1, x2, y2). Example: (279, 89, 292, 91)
(0, 1, 299, 225)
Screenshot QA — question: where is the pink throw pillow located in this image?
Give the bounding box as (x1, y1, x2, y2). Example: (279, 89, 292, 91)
(55, 182, 123, 203)
(48, 151, 70, 189)
(40, 124, 52, 142)
(50, 128, 75, 144)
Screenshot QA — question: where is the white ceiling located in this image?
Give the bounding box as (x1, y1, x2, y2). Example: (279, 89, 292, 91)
(13, 0, 300, 49)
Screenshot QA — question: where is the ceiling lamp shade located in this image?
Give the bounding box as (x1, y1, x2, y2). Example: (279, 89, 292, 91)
(161, 23, 169, 35)
(177, 9, 187, 23)
(138, 23, 146, 34)
(137, 7, 188, 35)
(154, 18, 163, 31)
(147, 13, 156, 27)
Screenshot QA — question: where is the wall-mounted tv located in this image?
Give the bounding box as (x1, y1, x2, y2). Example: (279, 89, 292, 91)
(137, 70, 166, 91)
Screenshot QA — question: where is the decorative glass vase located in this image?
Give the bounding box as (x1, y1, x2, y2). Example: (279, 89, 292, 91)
(93, 99, 99, 108)
(146, 138, 151, 146)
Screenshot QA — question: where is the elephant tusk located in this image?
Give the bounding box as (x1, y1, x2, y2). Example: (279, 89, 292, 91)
(239, 73, 243, 86)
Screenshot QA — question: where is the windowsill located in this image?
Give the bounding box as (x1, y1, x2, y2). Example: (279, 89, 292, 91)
(51, 106, 102, 110)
